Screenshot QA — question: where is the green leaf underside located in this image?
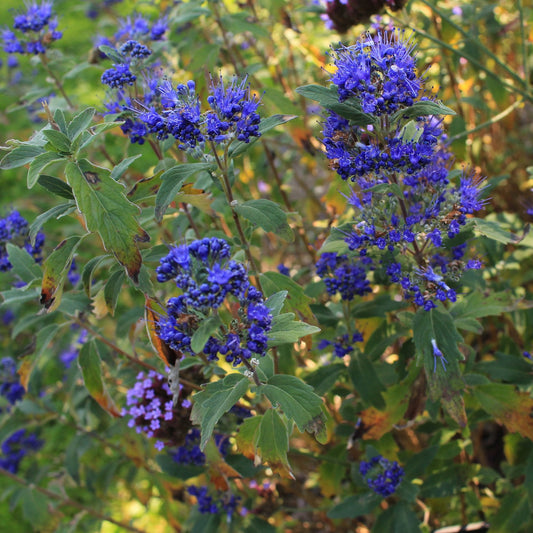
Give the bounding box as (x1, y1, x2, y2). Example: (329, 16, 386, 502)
(28, 153, 65, 188)
(1, 144, 45, 169)
(5, 244, 42, 284)
(155, 162, 216, 221)
(65, 159, 149, 282)
(235, 199, 294, 242)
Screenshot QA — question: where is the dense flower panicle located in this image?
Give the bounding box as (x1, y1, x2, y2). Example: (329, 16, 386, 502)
(206, 76, 262, 143)
(360, 455, 404, 496)
(2, 1, 62, 58)
(187, 485, 241, 518)
(330, 31, 420, 114)
(316, 252, 371, 300)
(318, 332, 364, 358)
(322, 30, 486, 310)
(101, 63, 136, 88)
(171, 429, 229, 466)
(0, 358, 25, 407)
(122, 370, 193, 450)
(0, 429, 43, 474)
(156, 238, 272, 367)
(0, 210, 45, 272)
(114, 14, 168, 43)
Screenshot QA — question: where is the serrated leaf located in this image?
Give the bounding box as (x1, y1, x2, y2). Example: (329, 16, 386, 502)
(42, 129, 72, 153)
(235, 199, 294, 242)
(472, 218, 524, 244)
(413, 307, 466, 427)
(391, 99, 456, 123)
(29, 202, 76, 246)
(4, 244, 42, 284)
(78, 340, 120, 417)
(67, 107, 96, 142)
(0, 144, 45, 169)
(473, 384, 533, 440)
(65, 159, 149, 282)
(40, 236, 84, 310)
(110, 154, 142, 181)
(155, 162, 216, 221)
(450, 291, 513, 320)
(191, 374, 249, 450)
(255, 410, 293, 478)
(37, 174, 74, 199)
(228, 114, 297, 157)
(260, 374, 324, 434)
(20, 488, 49, 525)
(267, 313, 320, 346)
(27, 152, 64, 188)
(191, 316, 222, 354)
(304, 363, 345, 396)
(103, 270, 125, 315)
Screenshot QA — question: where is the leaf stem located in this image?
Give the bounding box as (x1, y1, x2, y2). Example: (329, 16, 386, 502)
(39, 53, 75, 110)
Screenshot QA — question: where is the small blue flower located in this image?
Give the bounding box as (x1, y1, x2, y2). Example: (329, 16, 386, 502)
(360, 455, 404, 497)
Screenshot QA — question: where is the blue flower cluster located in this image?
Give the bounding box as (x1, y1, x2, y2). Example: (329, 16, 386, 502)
(1, 1, 62, 62)
(323, 31, 485, 310)
(0, 429, 43, 474)
(0, 210, 45, 272)
(156, 238, 272, 367)
(359, 455, 404, 496)
(171, 429, 229, 466)
(0, 357, 25, 407)
(318, 332, 363, 358)
(316, 252, 371, 300)
(122, 370, 192, 450)
(101, 40, 152, 89)
(135, 75, 262, 152)
(187, 485, 241, 518)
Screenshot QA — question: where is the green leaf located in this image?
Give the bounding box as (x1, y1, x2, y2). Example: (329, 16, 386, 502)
(260, 271, 316, 323)
(489, 487, 530, 533)
(0, 144, 45, 169)
(264, 290, 288, 317)
(67, 107, 96, 142)
(190, 316, 222, 353)
(29, 203, 75, 246)
(450, 291, 513, 320)
(0, 287, 40, 309)
(260, 374, 324, 434)
(475, 352, 532, 385)
(98, 44, 123, 63)
(191, 374, 249, 450)
(110, 154, 142, 181)
(4, 244, 42, 284)
(391, 99, 456, 123)
(328, 492, 381, 519)
(37, 174, 74, 199)
(20, 488, 49, 525)
(255, 410, 292, 477)
(78, 340, 120, 416)
(472, 217, 525, 244)
(349, 354, 386, 409)
(413, 307, 466, 427)
(54, 109, 68, 134)
(65, 159, 150, 283)
(295, 84, 375, 125)
(27, 152, 65, 188)
(235, 199, 294, 242)
(372, 503, 422, 533)
(40, 235, 84, 310)
(267, 313, 321, 346)
(81, 255, 109, 296)
(42, 129, 72, 153)
(228, 114, 297, 157)
(155, 454, 204, 480)
(103, 270, 125, 315)
(155, 162, 216, 221)
(304, 363, 345, 396)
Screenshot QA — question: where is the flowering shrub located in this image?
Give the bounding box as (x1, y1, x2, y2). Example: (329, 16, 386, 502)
(0, 0, 532, 531)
